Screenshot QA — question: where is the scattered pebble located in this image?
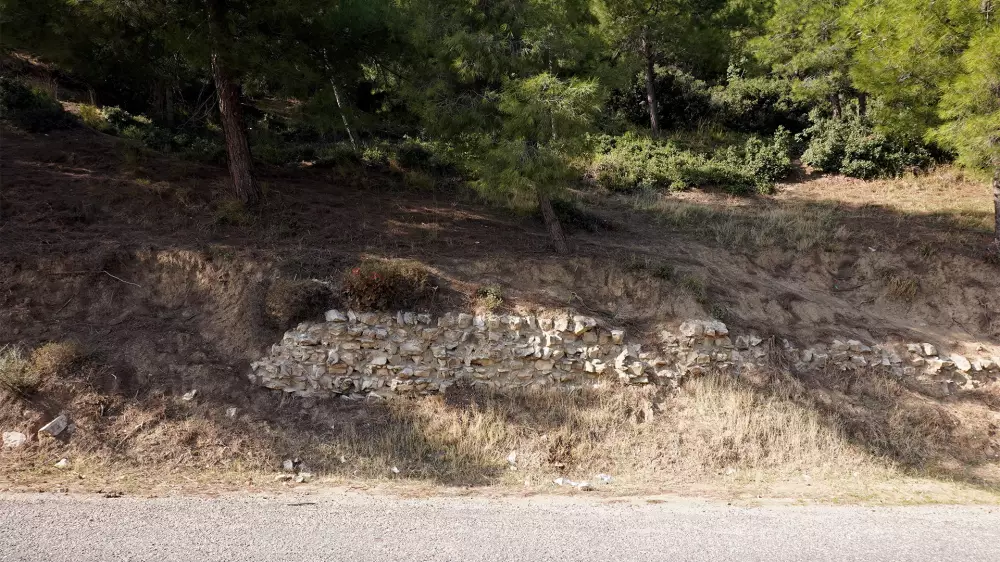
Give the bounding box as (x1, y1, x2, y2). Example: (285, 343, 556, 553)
(54, 458, 70, 470)
(182, 390, 198, 402)
(506, 450, 517, 467)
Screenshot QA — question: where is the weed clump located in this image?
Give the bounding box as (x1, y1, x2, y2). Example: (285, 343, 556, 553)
(474, 284, 504, 312)
(213, 199, 256, 227)
(0, 346, 38, 396)
(342, 261, 433, 311)
(0, 342, 81, 397)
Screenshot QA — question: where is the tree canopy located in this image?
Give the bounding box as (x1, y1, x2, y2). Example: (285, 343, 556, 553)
(1, 0, 999, 249)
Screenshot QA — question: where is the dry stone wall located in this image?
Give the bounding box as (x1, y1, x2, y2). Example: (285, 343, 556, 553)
(248, 310, 1000, 399)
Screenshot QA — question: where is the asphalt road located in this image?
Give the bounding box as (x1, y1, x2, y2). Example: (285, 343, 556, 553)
(1, 492, 998, 561)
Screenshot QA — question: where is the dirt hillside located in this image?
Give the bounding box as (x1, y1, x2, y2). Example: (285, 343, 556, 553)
(2, 125, 999, 501)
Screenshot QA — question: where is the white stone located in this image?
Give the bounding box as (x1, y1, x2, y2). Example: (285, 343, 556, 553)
(925, 359, 945, 374)
(921, 343, 938, 357)
(951, 354, 972, 372)
(973, 358, 994, 371)
(847, 340, 871, 353)
(325, 309, 347, 322)
(54, 458, 70, 470)
(679, 321, 704, 337)
(38, 415, 68, 438)
(226, 407, 238, 418)
(2, 431, 27, 449)
(610, 330, 625, 344)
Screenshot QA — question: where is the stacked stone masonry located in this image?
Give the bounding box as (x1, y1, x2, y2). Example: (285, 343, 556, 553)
(248, 310, 1000, 399)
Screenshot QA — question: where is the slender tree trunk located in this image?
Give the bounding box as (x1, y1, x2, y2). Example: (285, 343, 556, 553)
(537, 190, 569, 255)
(331, 84, 356, 150)
(211, 53, 260, 206)
(857, 92, 867, 118)
(165, 85, 174, 128)
(641, 36, 659, 136)
(993, 165, 1000, 246)
(831, 93, 842, 120)
(322, 49, 356, 150)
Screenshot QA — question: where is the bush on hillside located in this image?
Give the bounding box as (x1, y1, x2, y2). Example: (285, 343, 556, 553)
(0, 342, 81, 397)
(0, 76, 77, 132)
(592, 129, 793, 196)
(712, 75, 809, 133)
(801, 115, 933, 179)
(342, 261, 433, 311)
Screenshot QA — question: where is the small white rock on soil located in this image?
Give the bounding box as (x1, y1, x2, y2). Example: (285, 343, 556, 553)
(38, 415, 68, 438)
(3, 431, 27, 449)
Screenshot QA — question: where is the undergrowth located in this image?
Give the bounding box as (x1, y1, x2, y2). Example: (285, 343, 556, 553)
(342, 260, 434, 311)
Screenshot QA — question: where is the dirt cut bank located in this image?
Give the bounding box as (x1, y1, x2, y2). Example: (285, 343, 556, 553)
(1, 125, 1000, 501)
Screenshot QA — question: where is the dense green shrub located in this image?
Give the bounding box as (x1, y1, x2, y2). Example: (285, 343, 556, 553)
(712, 75, 809, 133)
(801, 115, 932, 179)
(592, 129, 793, 196)
(592, 133, 689, 192)
(731, 128, 795, 185)
(0, 76, 77, 132)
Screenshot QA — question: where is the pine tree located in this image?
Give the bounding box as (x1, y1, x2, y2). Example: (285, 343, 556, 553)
(935, 27, 1000, 247)
(593, 0, 728, 134)
(752, 0, 861, 118)
(849, 0, 1000, 246)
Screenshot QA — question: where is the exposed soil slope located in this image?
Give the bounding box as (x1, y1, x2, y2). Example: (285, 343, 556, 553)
(1, 126, 999, 499)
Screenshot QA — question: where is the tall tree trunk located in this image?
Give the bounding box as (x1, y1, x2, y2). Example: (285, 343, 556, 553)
(857, 92, 868, 118)
(211, 53, 260, 206)
(322, 49, 356, 150)
(831, 93, 842, 120)
(641, 36, 659, 136)
(165, 85, 174, 129)
(537, 190, 569, 255)
(993, 165, 1000, 246)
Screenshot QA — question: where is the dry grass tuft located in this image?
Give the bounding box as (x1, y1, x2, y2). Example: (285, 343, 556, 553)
(0, 342, 81, 397)
(473, 284, 504, 313)
(884, 274, 919, 302)
(342, 260, 434, 312)
(265, 278, 333, 329)
(674, 374, 873, 477)
(633, 195, 839, 251)
(29, 341, 83, 378)
(0, 346, 40, 397)
(213, 198, 256, 227)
